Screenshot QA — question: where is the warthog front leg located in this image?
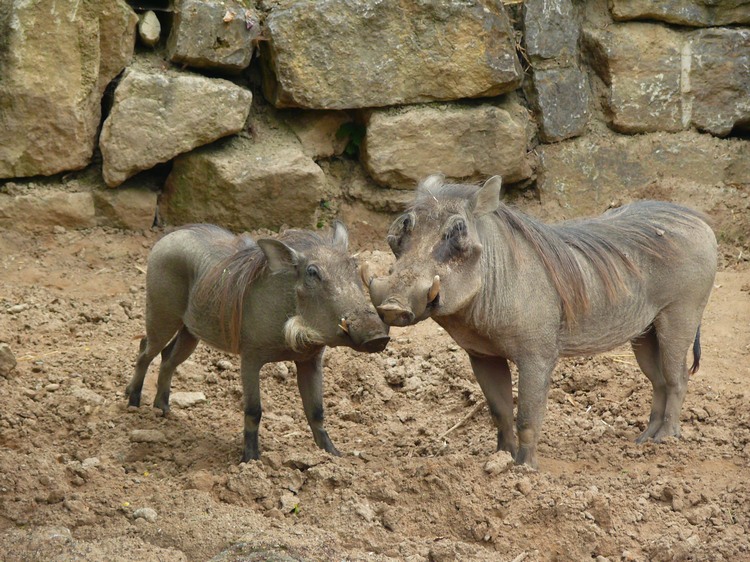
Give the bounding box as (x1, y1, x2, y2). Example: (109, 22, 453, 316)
(241, 355, 264, 463)
(469, 354, 516, 457)
(296, 352, 341, 457)
(515, 355, 557, 469)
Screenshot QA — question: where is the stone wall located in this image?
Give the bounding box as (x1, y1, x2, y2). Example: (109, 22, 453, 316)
(0, 0, 748, 236)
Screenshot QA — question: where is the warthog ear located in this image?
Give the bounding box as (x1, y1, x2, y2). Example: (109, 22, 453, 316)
(258, 239, 302, 273)
(331, 220, 349, 251)
(470, 176, 503, 217)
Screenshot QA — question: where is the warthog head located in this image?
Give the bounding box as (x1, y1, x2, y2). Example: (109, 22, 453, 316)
(259, 222, 391, 353)
(367, 175, 503, 326)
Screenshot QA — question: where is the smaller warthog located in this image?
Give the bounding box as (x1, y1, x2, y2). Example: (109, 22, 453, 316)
(367, 174, 717, 468)
(126, 222, 390, 462)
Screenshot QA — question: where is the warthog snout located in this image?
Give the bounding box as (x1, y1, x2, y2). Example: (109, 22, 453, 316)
(339, 311, 390, 352)
(360, 335, 391, 353)
(376, 300, 415, 327)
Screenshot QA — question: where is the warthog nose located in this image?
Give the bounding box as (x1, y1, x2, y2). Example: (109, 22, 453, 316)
(361, 335, 390, 353)
(376, 303, 415, 327)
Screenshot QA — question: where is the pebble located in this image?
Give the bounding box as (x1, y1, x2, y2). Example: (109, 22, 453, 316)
(133, 507, 158, 522)
(129, 429, 167, 443)
(7, 304, 29, 314)
(70, 387, 105, 406)
(81, 457, 100, 471)
(0, 343, 17, 377)
(170, 392, 206, 408)
(215, 359, 233, 371)
(484, 451, 514, 476)
(516, 478, 533, 496)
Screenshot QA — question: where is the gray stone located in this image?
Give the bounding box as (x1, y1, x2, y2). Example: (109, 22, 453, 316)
(162, 135, 327, 231)
(527, 65, 590, 142)
(0, 343, 17, 377)
(129, 429, 167, 443)
(70, 386, 106, 406)
(610, 0, 750, 27)
(138, 10, 161, 47)
(537, 128, 749, 218)
(168, 0, 260, 73)
(170, 392, 207, 408)
(689, 28, 750, 137)
(583, 23, 684, 134)
(362, 99, 534, 189)
(0, 0, 137, 178)
(523, 0, 580, 65)
(0, 191, 97, 231)
(92, 187, 158, 230)
(133, 507, 158, 522)
(100, 68, 252, 187)
(260, 0, 522, 109)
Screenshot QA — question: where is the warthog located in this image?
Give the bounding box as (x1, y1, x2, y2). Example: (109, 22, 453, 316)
(126, 222, 390, 462)
(367, 174, 717, 468)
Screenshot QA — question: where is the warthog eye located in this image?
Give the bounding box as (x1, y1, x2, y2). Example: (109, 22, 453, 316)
(306, 264, 322, 281)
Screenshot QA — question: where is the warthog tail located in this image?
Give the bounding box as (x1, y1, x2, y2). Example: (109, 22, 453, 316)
(689, 325, 701, 375)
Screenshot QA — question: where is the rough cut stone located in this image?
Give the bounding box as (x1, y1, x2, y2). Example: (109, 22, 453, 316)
(138, 10, 161, 47)
(0, 343, 17, 377)
(583, 24, 684, 134)
(162, 135, 327, 231)
(537, 129, 749, 218)
(100, 68, 252, 187)
(92, 187, 158, 230)
(362, 100, 534, 189)
(527, 65, 590, 143)
(610, 0, 750, 27)
(0, 191, 97, 231)
(261, 0, 522, 109)
(523, 0, 580, 65)
(168, 0, 260, 73)
(689, 28, 750, 137)
(0, 0, 137, 179)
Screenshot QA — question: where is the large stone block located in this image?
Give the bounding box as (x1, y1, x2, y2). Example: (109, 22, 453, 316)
(100, 68, 252, 187)
(689, 28, 750, 137)
(610, 0, 750, 27)
(0, 191, 96, 230)
(161, 136, 327, 231)
(0, 0, 136, 179)
(585, 23, 750, 137)
(260, 0, 522, 109)
(526, 66, 590, 143)
(361, 99, 535, 189)
(583, 24, 684, 134)
(523, 0, 579, 65)
(167, 0, 260, 73)
(537, 128, 749, 218)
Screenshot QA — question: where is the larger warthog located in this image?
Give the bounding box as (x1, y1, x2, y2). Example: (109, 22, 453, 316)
(367, 174, 717, 468)
(126, 222, 389, 462)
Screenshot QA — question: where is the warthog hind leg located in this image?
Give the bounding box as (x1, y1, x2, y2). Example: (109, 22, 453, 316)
(153, 327, 199, 414)
(631, 326, 666, 444)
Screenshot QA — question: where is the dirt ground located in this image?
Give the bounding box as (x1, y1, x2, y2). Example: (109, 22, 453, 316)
(0, 200, 749, 562)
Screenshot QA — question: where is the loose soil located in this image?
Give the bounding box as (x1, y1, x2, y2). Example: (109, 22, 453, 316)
(0, 205, 749, 562)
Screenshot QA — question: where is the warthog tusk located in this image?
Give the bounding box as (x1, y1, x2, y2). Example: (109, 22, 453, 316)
(360, 263, 372, 287)
(338, 318, 349, 334)
(428, 275, 440, 302)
